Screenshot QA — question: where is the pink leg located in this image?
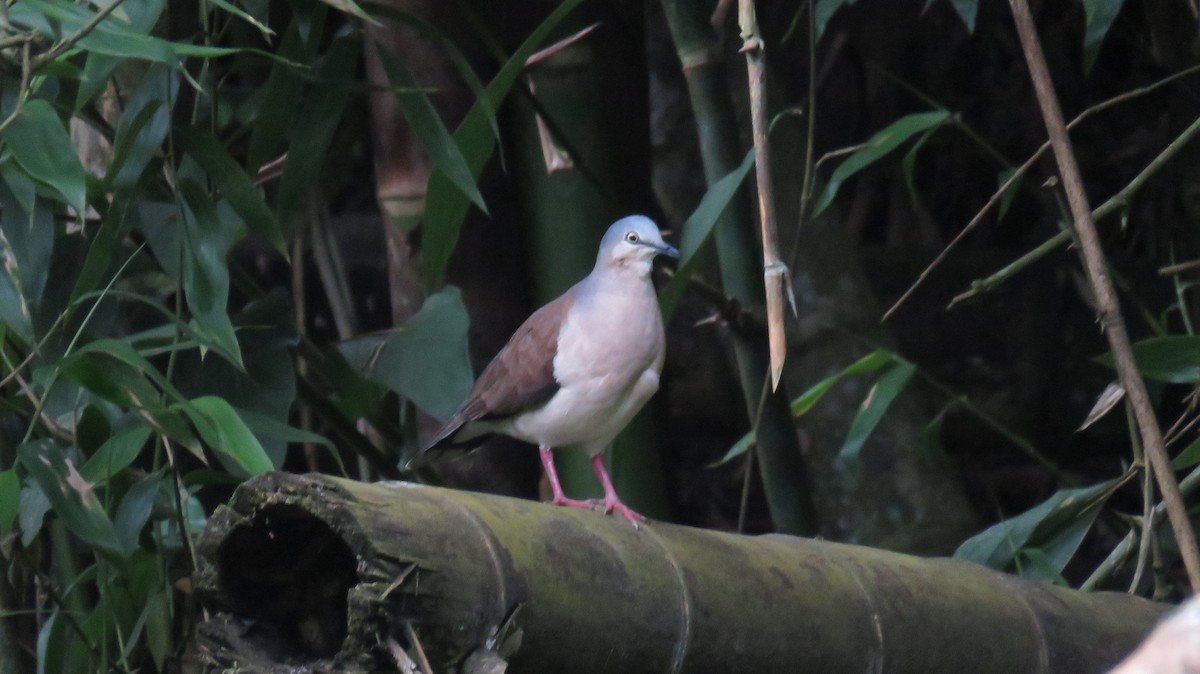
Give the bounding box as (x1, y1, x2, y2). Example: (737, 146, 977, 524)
(539, 446, 594, 510)
(591, 454, 647, 527)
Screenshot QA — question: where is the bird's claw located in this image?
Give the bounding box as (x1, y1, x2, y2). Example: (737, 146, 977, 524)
(601, 498, 647, 529)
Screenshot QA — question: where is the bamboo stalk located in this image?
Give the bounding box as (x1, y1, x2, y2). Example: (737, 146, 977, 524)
(1007, 0, 1200, 592)
(188, 472, 1168, 673)
(659, 0, 817, 535)
(737, 0, 788, 391)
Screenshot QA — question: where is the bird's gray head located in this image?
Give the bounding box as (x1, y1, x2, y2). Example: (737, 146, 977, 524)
(594, 215, 679, 275)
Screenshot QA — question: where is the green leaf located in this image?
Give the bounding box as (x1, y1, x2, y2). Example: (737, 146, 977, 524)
(710, 430, 755, 468)
(812, 110, 951, 219)
(660, 150, 756, 318)
(183, 396, 274, 475)
(791, 350, 895, 416)
(107, 65, 180, 190)
(955, 480, 1118, 571)
(17, 439, 126, 557)
(12, 0, 239, 66)
(0, 171, 53, 342)
(838, 359, 917, 462)
(174, 127, 286, 255)
(19, 483, 50, 546)
(374, 43, 487, 215)
(946, 0, 979, 33)
(114, 474, 161, 551)
(81, 424, 153, 483)
(1093, 335, 1200, 383)
(996, 167, 1022, 222)
(276, 33, 358, 225)
(208, 0, 275, 40)
(362, 2, 501, 146)
(237, 407, 333, 448)
(2, 99, 88, 214)
(245, 15, 321, 172)
(1016, 548, 1070, 585)
(1172, 435, 1200, 470)
(318, 0, 379, 24)
(59, 350, 163, 412)
(0, 469, 19, 534)
(1082, 0, 1127, 73)
(143, 590, 171, 671)
(420, 0, 586, 289)
(815, 0, 848, 39)
(178, 179, 244, 366)
(338, 286, 473, 419)
(76, 339, 180, 393)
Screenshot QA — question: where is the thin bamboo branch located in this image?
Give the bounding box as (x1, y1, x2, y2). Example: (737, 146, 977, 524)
(1082, 461, 1200, 591)
(887, 64, 1200, 318)
(950, 112, 1200, 307)
(738, 0, 788, 391)
(1008, 0, 1200, 592)
(1160, 259, 1200, 276)
(28, 0, 126, 71)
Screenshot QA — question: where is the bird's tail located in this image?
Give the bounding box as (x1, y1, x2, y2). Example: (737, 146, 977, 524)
(406, 414, 494, 470)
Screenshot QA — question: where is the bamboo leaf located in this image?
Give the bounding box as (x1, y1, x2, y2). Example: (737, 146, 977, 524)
(143, 590, 171, 671)
(0, 469, 18, 534)
(208, 0, 275, 40)
(1172, 435, 1200, 470)
(12, 0, 240, 64)
(791, 350, 895, 416)
(175, 127, 286, 255)
(946, 0, 979, 33)
(955, 480, 1118, 571)
(17, 439, 126, 557)
(362, 1, 501, 146)
(18, 483, 50, 546)
(812, 110, 950, 219)
(2, 99, 88, 215)
(1082, 0, 1127, 73)
(374, 43, 487, 215)
(59, 350, 163, 411)
(420, 0, 586, 289)
(815, 0, 849, 39)
(237, 407, 333, 448)
(107, 65, 180, 190)
(318, 0, 379, 24)
(660, 150, 756, 319)
(276, 33, 358, 225)
(81, 424, 153, 483)
(115, 474, 162, 551)
(838, 359, 917, 462)
(710, 430, 755, 468)
(183, 396, 274, 475)
(178, 179, 244, 367)
(1094, 335, 1200, 383)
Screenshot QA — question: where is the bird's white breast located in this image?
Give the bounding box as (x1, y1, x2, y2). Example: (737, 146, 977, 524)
(504, 280, 664, 453)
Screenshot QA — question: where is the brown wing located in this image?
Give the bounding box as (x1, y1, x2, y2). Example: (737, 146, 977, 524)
(416, 288, 574, 457)
(463, 288, 574, 420)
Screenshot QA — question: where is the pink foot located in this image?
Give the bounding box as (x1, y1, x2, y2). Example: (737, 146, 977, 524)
(551, 495, 598, 510)
(600, 496, 647, 528)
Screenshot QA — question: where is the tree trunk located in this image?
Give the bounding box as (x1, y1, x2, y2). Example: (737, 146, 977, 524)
(184, 472, 1166, 673)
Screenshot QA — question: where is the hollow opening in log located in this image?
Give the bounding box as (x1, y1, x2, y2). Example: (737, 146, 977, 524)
(215, 504, 358, 662)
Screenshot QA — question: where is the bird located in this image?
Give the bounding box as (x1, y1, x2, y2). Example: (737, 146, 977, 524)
(413, 215, 678, 527)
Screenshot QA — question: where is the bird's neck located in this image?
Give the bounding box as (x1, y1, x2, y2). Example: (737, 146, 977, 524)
(590, 256, 654, 282)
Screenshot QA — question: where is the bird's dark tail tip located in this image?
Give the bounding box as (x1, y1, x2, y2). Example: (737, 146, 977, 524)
(406, 415, 492, 470)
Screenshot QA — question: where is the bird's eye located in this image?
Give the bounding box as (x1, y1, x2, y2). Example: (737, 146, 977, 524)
(625, 232, 639, 244)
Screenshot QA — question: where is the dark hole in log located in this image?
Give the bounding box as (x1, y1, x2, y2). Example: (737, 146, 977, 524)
(216, 504, 358, 662)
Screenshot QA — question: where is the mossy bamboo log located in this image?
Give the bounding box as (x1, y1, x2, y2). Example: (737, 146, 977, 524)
(186, 472, 1165, 673)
